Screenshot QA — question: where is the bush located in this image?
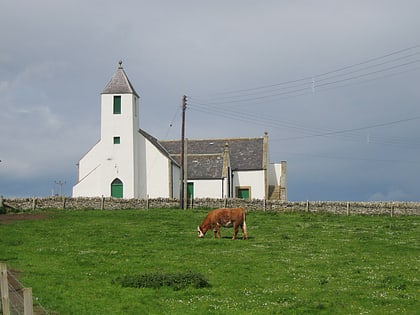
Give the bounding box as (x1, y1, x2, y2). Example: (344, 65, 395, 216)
(113, 271, 211, 290)
(0, 196, 5, 214)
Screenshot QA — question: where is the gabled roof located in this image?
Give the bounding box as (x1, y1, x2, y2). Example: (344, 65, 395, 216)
(160, 137, 265, 175)
(102, 61, 139, 97)
(138, 129, 179, 166)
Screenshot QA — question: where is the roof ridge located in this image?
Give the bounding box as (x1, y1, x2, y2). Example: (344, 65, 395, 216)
(160, 136, 264, 142)
(170, 153, 224, 157)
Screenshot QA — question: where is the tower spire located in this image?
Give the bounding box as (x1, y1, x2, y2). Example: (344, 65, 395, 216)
(101, 61, 139, 97)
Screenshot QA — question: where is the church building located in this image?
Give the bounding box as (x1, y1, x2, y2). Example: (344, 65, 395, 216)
(72, 63, 287, 201)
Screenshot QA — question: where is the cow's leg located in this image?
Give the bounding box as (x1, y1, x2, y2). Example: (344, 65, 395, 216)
(214, 226, 221, 239)
(241, 223, 248, 239)
(232, 224, 238, 240)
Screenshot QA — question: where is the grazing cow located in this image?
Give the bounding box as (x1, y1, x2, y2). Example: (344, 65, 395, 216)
(197, 207, 247, 240)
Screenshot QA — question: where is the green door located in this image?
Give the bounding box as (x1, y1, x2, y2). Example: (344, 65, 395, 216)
(111, 178, 123, 198)
(187, 182, 194, 200)
(187, 182, 194, 208)
(237, 188, 250, 199)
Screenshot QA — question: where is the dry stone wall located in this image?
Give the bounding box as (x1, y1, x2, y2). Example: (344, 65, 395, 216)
(1, 197, 420, 215)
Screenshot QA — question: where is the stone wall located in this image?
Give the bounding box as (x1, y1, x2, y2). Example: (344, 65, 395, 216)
(2, 197, 420, 215)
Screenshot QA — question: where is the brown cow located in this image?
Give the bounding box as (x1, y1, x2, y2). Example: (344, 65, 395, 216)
(197, 207, 247, 240)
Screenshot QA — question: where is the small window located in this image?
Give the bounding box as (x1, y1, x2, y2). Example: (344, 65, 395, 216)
(236, 187, 251, 199)
(113, 136, 120, 144)
(113, 96, 121, 114)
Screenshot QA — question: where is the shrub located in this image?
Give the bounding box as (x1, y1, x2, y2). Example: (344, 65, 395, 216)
(113, 271, 211, 290)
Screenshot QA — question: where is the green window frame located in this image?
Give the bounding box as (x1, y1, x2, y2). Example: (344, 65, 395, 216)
(113, 136, 120, 144)
(113, 96, 121, 114)
(236, 187, 251, 199)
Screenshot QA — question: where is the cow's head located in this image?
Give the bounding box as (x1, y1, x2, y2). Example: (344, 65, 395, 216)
(197, 226, 205, 238)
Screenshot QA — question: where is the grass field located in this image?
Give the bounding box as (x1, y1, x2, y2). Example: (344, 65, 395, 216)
(0, 209, 419, 314)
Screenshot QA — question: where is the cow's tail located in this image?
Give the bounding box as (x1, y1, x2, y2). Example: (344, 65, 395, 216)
(242, 209, 248, 239)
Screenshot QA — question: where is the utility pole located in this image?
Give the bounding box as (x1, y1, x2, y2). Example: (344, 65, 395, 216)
(180, 95, 187, 209)
(54, 180, 66, 197)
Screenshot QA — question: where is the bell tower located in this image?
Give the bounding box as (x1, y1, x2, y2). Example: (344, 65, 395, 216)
(99, 61, 140, 198)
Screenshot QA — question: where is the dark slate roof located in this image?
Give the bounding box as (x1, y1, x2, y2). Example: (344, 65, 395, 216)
(160, 137, 264, 172)
(187, 154, 224, 179)
(102, 62, 139, 97)
(138, 129, 179, 166)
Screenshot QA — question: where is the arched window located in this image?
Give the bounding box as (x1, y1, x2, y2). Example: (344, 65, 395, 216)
(111, 178, 123, 198)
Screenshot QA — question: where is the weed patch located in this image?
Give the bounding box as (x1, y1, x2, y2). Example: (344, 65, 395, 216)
(113, 271, 211, 290)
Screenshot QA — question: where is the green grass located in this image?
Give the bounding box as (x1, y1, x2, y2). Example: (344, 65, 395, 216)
(0, 209, 419, 314)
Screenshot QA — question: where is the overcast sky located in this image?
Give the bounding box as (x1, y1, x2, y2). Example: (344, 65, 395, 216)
(1, 1, 420, 201)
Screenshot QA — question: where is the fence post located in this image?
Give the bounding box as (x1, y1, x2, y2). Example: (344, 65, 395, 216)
(306, 200, 309, 212)
(100, 196, 104, 210)
(0, 263, 10, 315)
(346, 202, 350, 216)
(23, 288, 33, 315)
(32, 197, 36, 211)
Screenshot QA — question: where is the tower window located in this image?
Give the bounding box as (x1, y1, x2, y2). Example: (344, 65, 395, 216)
(113, 136, 120, 144)
(113, 96, 121, 114)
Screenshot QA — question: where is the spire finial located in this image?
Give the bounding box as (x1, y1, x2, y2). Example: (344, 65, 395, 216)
(118, 60, 123, 69)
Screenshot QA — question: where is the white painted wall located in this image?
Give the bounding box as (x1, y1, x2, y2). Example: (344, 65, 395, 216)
(73, 92, 141, 198)
(141, 138, 172, 198)
(268, 163, 282, 186)
(189, 179, 223, 198)
(171, 163, 181, 199)
(98, 94, 139, 198)
(73, 141, 103, 197)
(233, 170, 265, 199)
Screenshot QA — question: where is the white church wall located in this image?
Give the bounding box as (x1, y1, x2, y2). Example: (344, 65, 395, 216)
(73, 142, 103, 197)
(143, 139, 172, 198)
(137, 134, 148, 198)
(190, 179, 223, 198)
(98, 94, 139, 198)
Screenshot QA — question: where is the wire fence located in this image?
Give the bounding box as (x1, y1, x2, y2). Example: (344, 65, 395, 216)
(1, 264, 50, 315)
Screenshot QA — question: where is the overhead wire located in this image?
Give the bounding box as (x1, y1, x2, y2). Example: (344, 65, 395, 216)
(185, 44, 420, 149)
(188, 44, 420, 106)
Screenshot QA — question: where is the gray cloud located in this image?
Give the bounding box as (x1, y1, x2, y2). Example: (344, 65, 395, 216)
(1, 1, 420, 200)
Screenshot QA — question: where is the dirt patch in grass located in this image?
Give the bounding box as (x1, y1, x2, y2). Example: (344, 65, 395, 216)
(0, 213, 49, 224)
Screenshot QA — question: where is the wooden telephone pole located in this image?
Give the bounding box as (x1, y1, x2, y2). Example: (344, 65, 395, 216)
(180, 95, 187, 209)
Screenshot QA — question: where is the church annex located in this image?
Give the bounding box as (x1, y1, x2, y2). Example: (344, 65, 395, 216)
(72, 63, 287, 200)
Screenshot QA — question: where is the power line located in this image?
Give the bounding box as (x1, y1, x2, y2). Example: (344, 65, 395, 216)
(274, 151, 420, 164)
(189, 101, 420, 147)
(189, 44, 420, 106)
(184, 44, 420, 150)
(273, 116, 420, 141)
